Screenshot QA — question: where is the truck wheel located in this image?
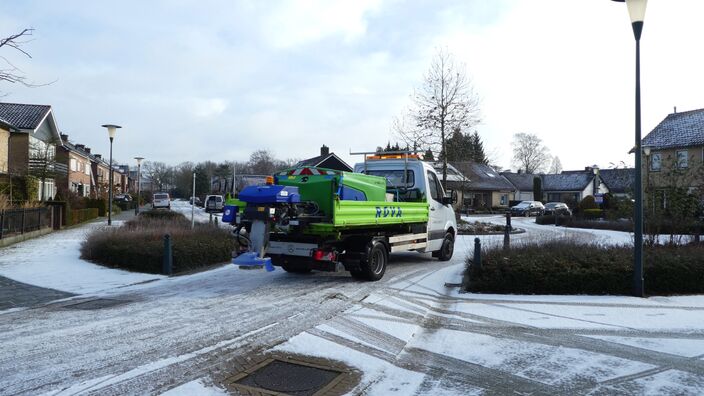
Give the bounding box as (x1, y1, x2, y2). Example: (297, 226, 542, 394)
(438, 233, 454, 261)
(356, 241, 388, 281)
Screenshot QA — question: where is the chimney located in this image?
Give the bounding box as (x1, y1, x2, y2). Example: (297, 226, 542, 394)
(85, 147, 91, 154)
(76, 144, 85, 150)
(95, 154, 102, 160)
(320, 145, 329, 156)
(60, 133, 68, 142)
(674, 106, 677, 114)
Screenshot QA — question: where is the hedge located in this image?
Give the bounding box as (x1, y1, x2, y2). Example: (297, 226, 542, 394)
(464, 240, 704, 295)
(85, 198, 108, 216)
(80, 210, 236, 274)
(69, 208, 99, 226)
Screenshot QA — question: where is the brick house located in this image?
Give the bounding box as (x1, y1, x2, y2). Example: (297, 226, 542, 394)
(451, 162, 515, 210)
(56, 134, 94, 197)
(295, 145, 353, 172)
(0, 102, 66, 201)
(90, 154, 123, 198)
(641, 108, 704, 203)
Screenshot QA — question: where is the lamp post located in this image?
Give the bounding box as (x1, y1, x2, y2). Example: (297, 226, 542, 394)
(102, 124, 122, 225)
(134, 157, 144, 215)
(612, 0, 648, 297)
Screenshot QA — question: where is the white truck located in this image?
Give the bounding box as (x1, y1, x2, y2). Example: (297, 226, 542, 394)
(232, 152, 458, 281)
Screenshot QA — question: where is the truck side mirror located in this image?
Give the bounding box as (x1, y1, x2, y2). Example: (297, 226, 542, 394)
(443, 190, 458, 205)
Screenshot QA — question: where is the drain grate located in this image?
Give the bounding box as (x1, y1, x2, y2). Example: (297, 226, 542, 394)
(229, 358, 346, 396)
(61, 298, 129, 310)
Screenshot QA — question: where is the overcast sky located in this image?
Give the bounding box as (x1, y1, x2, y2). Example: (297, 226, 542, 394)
(2, 0, 703, 172)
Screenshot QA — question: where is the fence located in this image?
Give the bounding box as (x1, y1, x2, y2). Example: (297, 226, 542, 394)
(0, 208, 52, 239)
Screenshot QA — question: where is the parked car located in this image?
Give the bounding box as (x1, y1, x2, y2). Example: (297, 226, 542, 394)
(152, 192, 171, 210)
(543, 202, 572, 216)
(114, 194, 132, 202)
(510, 201, 544, 217)
(189, 196, 202, 206)
(204, 195, 224, 212)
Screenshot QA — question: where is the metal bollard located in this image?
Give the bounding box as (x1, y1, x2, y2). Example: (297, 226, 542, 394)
(473, 237, 482, 271)
(163, 234, 173, 275)
(209, 213, 213, 224)
(215, 216, 219, 226)
(504, 213, 511, 250)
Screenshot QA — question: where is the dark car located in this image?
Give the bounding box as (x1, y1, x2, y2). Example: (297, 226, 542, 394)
(114, 194, 132, 202)
(543, 202, 572, 216)
(510, 201, 545, 217)
(189, 196, 202, 206)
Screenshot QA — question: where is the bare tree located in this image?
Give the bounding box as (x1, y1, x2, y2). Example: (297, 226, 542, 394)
(548, 155, 563, 174)
(0, 29, 44, 93)
(28, 136, 61, 201)
(395, 48, 481, 186)
(248, 149, 285, 175)
(511, 132, 551, 174)
(143, 161, 171, 192)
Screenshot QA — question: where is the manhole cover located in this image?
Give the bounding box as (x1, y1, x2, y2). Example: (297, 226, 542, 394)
(233, 358, 345, 396)
(61, 298, 129, 310)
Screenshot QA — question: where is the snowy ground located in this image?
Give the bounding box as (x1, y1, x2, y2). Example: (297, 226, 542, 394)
(0, 209, 703, 395)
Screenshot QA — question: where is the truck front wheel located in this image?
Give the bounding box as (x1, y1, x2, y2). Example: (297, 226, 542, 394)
(353, 241, 388, 281)
(437, 233, 454, 261)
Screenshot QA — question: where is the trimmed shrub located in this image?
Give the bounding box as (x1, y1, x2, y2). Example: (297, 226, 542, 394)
(579, 195, 598, 211)
(464, 240, 704, 295)
(582, 209, 604, 220)
(69, 208, 99, 226)
(80, 211, 236, 274)
(535, 215, 556, 225)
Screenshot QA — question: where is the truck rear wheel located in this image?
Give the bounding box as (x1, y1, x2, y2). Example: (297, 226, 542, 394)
(353, 241, 387, 281)
(437, 233, 454, 261)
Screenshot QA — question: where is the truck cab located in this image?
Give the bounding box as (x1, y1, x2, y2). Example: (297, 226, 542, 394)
(353, 156, 457, 254)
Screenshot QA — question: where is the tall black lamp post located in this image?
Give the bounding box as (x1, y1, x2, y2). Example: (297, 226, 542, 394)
(134, 156, 144, 215)
(102, 124, 122, 225)
(612, 0, 647, 297)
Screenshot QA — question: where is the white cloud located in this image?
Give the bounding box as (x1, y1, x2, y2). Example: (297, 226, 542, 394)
(262, 0, 382, 49)
(192, 98, 228, 118)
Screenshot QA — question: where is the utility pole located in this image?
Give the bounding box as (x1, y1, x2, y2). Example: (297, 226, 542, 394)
(191, 171, 196, 229)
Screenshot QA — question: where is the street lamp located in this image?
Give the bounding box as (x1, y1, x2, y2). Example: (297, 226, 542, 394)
(612, 0, 647, 297)
(102, 124, 122, 225)
(134, 156, 144, 215)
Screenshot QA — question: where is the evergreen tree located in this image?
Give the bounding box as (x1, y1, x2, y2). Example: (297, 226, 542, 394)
(423, 149, 435, 161)
(469, 131, 488, 165)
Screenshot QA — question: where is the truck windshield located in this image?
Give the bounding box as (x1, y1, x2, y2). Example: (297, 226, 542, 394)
(365, 170, 414, 188)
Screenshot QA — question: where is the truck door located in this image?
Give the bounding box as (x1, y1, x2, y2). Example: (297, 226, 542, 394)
(426, 170, 446, 251)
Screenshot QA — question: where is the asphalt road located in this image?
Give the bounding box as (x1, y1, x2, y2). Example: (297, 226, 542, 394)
(1, 209, 702, 395)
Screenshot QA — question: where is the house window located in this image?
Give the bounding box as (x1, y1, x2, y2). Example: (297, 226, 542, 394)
(70, 158, 77, 172)
(677, 150, 688, 169)
(500, 194, 508, 206)
(650, 153, 661, 171)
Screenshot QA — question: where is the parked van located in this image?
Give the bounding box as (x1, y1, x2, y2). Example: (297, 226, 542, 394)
(152, 193, 171, 210)
(205, 195, 224, 212)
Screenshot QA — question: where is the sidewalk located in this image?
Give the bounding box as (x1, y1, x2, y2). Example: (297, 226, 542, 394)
(0, 211, 163, 311)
